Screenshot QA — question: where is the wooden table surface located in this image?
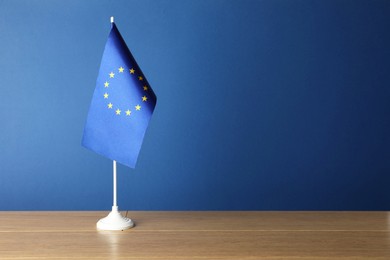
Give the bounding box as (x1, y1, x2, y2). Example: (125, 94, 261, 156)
(0, 211, 389, 259)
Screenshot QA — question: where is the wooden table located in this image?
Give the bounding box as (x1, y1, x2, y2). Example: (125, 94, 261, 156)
(0, 211, 389, 259)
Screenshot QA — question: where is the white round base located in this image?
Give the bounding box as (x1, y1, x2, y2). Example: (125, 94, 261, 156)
(97, 206, 134, 231)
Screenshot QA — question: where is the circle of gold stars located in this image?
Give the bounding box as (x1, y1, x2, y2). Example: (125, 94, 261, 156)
(103, 66, 149, 118)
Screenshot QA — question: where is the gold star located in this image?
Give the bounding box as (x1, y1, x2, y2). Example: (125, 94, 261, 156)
(104, 81, 109, 88)
(135, 105, 141, 111)
(129, 68, 135, 74)
(109, 72, 115, 78)
(103, 93, 109, 99)
(115, 109, 121, 115)
(108, 103, 113, 109)
(143, 85, 148, 91)
(142, 96, 147, 102)
(118, 67, 124, 73)
(125, 110, 131, 116)
(138, 76, 143, 81)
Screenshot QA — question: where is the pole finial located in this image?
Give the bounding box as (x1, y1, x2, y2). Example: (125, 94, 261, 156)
(110, 16, 114, 24)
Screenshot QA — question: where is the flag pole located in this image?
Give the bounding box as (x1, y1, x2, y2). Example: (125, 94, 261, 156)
(96, 159, 134, 230)
(95, 16, 135, 232)
(113, 160, 117, 207)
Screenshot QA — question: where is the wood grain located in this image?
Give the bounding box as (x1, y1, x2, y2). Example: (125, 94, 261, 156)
(0, 211, 389, 259)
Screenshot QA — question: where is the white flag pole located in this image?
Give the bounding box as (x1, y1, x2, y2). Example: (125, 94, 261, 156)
(96, 160, 134, 230)
(113, 160, 117, 207)
(95, 16, 135, 231)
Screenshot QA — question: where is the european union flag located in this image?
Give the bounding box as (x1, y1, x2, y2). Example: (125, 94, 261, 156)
(82, 22, 157, 168)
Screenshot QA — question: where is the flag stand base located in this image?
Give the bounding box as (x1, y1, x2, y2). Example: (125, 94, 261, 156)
(96, 206, 134, 231)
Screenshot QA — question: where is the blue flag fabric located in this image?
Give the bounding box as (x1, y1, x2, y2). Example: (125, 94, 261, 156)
(82, 23, 157, 168)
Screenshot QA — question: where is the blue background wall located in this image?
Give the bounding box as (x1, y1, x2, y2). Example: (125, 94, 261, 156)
(0, 0, 389, 210)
